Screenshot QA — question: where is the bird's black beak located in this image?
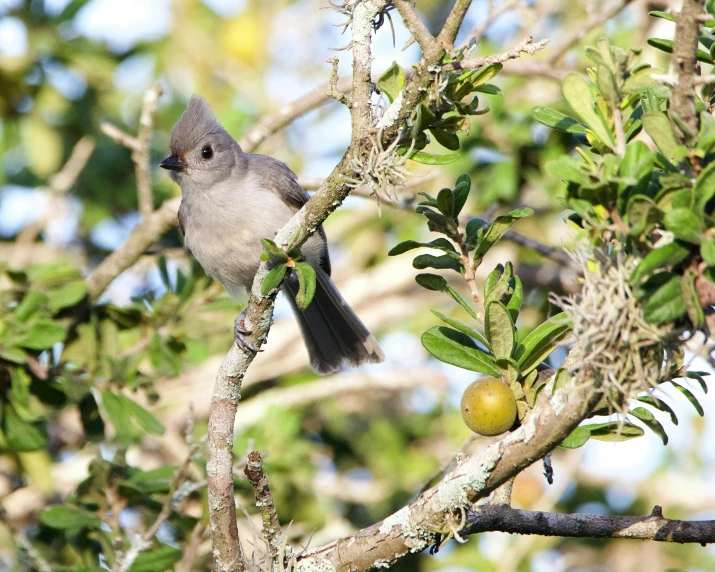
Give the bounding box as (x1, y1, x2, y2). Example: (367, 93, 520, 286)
(159, 154, 187, 172)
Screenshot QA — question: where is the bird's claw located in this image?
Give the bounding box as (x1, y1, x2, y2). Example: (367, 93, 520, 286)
(234, 313, 262, 353)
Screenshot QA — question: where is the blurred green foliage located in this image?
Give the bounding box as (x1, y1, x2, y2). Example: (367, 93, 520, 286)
(0, 1, 714, 571)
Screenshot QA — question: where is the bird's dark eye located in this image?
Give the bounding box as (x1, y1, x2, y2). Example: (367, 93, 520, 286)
(201, 145, 213, 159)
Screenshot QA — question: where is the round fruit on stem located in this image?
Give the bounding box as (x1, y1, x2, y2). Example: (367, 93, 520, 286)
(460, 377, 517, 436)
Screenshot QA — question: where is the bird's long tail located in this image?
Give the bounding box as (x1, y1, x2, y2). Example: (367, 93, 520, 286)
(284, 267, 384, 374)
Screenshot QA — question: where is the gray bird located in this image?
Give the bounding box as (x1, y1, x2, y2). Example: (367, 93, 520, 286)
(160, 95, 384, 374)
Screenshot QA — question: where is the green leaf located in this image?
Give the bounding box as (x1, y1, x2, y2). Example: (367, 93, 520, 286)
(413, 254, 463, 272)
(0, 346, 26, 365)
(47, 281, 87, 312)
(10, 368, 30, 409)
(585, 421, 645, 441)
(436, 188, 455, 217)
(484, 262, 514, 309)
(102, 390, 134, 443)
(553, 367, 571, 393)
(261, 263, 287, 296)
(637, 395, 678, 425)
(516, 313, 571, 375)
(378, 61, 405, 103)
(647, 38, 713, 63)
(682, 269, 705, 329)
(407, 151, 460, 165)
(596, 64, 620, 106)
(626, 195, 662, 237)
(642, 273, 687, 324)
(671, 381, 704, 416)
(562, 72, 615, 148)
(465, 218, 490, 248)
(642, 112, 685, 161)
(560, 426, 591, 449)
(130, 546, 183, 572)
(485, 302, 514, 359)
(3, 404, 47, 451)
(453, 176, 471, 215)
(547, 156, 588, 184)
(631, 240, 691, 283)
(505, 275, 523, 324)
(293, 263, 317, 310)
(422, 209, 456, 233)
(17, 319, 66, 350)
(648, 10, 675, 22)
(421, 326, 500, 376)
(41, 505, 102, 531)
(13, 291, 47, 322)
(474, 83, 501, 95)
(701, 236, 715, 265)
(686, 371, 709, 393)
(415, 274, 477, 319)
(630, 407, 668, 445)
(530, 106, 587, 135)
(500, 360, 521, 386)
(415, 273, 448, 292)
(388, 238, 458, 256)
(474, 208, 533, 264)
(430, 128, 460, 150)
(694, 161, 715, 216)
(431, 310, 489, 347)
(260, 238, 283, 256)
(118, 395, 165, 436)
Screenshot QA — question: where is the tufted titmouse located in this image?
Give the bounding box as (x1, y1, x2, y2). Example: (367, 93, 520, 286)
(160, 96, 384, 374)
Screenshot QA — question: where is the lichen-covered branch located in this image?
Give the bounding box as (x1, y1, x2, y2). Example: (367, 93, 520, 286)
(295, 371, 603, 570)
(670, 0, 706, 140)
(465, 504, 715, 544)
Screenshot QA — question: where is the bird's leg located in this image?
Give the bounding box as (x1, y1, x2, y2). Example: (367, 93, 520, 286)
(234, 309, 262, 353)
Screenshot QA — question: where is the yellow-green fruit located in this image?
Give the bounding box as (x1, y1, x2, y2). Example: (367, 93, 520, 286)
(460, 377, 517, 436)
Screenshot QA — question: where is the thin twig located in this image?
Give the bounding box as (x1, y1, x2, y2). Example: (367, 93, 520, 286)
(441, 36, 550, 72)
(462, 0, 521, 45)
(503, 230, 578, 268)
(244, 451, 287, 572)
(134, 84, 164, 217)
(326, 57, 350, 105)
(101, 123, 142, 153)
(549, 0, 634, 63)
(393, 0, 436, 53)
(112, 409, 201, 572)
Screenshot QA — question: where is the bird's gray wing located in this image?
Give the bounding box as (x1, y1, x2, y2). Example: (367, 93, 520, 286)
(247, 154, 332, 276)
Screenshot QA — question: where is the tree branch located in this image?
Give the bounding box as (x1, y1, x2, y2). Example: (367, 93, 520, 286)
(669, 0, 706, 140)
(441, 36, 550, 72)
(464, 504, 715, 544)
(207, 3, 394, 568)
(11, 135, 95, 267)
(238, 75, 352, 150)
(243, 451, 286, 571)
(296, 370, 603, 570)
(86, 196, 181, 301)
(394, 0, 437, 54)
(437, 0, 472, 48)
